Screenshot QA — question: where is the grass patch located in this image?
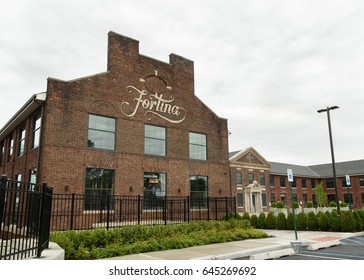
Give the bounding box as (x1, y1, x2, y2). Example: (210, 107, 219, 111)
(50, 220, 268, 259)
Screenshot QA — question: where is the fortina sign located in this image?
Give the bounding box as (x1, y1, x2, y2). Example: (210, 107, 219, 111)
(121, 85, 187, 123)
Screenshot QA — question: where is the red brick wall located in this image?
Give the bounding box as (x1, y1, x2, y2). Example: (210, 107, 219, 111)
(38, 32, 230, 197)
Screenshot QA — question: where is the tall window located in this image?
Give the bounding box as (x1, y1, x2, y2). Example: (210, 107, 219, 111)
(85, 168, 115, 211)
(8, 134, 14, 162)
(0, 141, 4, 166)
(189, 132, 207, 160)
(236, 172, 242, 185)
(248, 173, 254, 184)
(269, 175, 274, 187)
(32, 114, 41, 149)
(302, 179, 307, 189)
(262, 193, 267, 207)
(88, 114, 116, 150)
(190, 175, 208, 208)
(311, 179, 316, 188)
(326, 178, 334, 188)
(280, 176, 286, 188)
(143, 172, 166, 209)
(144, 125, 166, 156)
(18, 126, 26, 157)
(259, 174, 265, 186)
(237, 193, 244, 208)
(360, 176, 364, 187)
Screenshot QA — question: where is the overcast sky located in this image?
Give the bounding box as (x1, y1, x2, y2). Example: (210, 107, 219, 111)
(1, 0, 363, 166)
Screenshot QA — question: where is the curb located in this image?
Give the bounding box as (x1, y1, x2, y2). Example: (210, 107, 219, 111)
(249, 248, 295, 260)
(307, 239, 340, 251)
(192, 243, 292, 260)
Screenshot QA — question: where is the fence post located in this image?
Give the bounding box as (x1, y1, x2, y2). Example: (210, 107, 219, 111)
(187, 196, 190, 223)
(164, 195, 167, 226)
(0, 175, 7, 224)
(207, 196, 210, 221)
(37, 183, 53, 258)
(225, 196, 229, 220)
(106, 192, 110, 230)
(70, 193, 75, 230)
(137, 195, 141, 225)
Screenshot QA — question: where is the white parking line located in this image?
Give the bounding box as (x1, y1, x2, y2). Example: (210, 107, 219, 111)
(298, 253, 344, 260)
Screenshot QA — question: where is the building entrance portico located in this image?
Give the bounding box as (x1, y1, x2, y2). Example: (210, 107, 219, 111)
(229, 147, 270, 215)
(244, 181, 263, 213)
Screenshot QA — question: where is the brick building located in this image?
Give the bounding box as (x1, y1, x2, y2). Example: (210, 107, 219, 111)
(230, 148, 364, 214)
(0, 32, 230, 208)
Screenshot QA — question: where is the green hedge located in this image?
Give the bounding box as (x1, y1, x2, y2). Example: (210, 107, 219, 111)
(50, 220, 268, 260)
(248, 209, 364, 232)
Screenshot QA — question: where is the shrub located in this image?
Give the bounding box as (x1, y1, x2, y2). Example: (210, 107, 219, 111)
(353, 210, 363, 231)
(356, 209, 364, 225)
(242, 212, 251, 222)
(340, 202, 347, 207)
(266, 212, 277, 229)
(276, 201, 285, 209)
(50, 220, 266, 260)
(329, 201, 337, 207)
(293, 201, 299, 209)
(276, 212, 287, 230)
(306, 201, 313, 208)
(341, 211, 355, 232)
(286, 212, 294, 230)
(296, 212, 307, 230)
(250, 214, 258, 228)
(271, 201, 277, 208)
(317, 211, 330, 231)
(329, 211, 341, 232)
(257, 213, 266, 229)
(307, 212, 318, 231)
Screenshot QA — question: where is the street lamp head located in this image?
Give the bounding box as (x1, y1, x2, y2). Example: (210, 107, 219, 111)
(317, 106, 339, 113)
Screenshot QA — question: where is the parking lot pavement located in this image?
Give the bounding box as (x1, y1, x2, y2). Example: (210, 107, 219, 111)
(278, 236, 364, 260)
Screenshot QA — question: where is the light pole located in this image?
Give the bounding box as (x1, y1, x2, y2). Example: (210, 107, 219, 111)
(317, 106, 340, 215)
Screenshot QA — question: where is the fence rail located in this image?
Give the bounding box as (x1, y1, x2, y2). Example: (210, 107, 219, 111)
(0, 176, 53, 260)
(51, 194, 236, 231)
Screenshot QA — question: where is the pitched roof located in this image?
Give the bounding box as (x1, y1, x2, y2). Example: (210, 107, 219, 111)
(268, 161, 320, 178)
(309, 160, 364, 177)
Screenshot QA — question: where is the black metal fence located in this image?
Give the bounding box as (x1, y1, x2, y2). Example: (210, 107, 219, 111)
(0, 176, 53, 260)
(51, 194, 236, 231)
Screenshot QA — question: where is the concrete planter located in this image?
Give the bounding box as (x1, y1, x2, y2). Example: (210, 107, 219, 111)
(303, 207, 316, 214)
(273, 208, 288, 216)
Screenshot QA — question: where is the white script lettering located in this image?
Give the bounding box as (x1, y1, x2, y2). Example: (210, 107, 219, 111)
(121, 86, 186, 123)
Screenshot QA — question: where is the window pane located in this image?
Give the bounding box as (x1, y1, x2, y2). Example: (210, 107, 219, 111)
(144, 125, 166, 156)
(85, 168, 115, 210)
(144, 172, 166, 209)
(190, 175, 208, 208)
(88, 114, 116, 150)
(189, 132, 207, 160)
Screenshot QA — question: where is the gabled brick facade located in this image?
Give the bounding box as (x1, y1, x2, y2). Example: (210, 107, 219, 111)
(0, 32, 230, 198)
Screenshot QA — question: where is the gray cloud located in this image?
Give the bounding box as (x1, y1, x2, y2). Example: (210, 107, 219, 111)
(1, 0, 364, 165)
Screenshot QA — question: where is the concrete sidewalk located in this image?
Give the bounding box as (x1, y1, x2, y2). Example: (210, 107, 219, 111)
(103, 230, 364, 260)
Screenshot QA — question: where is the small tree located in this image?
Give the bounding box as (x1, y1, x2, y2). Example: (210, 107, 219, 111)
(341, 211, 356, 232)
(306, 201, 313, 208)
(286, 212, 294, 230)
(314, 182, 327, 207)
(317, 211, 330, 231)
(329, 211, 341, 232)
(242, 212, 250, 222)
(257, 213, 266, 229)
(266, 212, 277, 229)
(276, 212, 287, 230)
(353, 210, 363, 231)
(296, 212, 307, 230)
(250, 214, 258, 228)
(307, 212, 318, 231)
(276, 201, 285, 209)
